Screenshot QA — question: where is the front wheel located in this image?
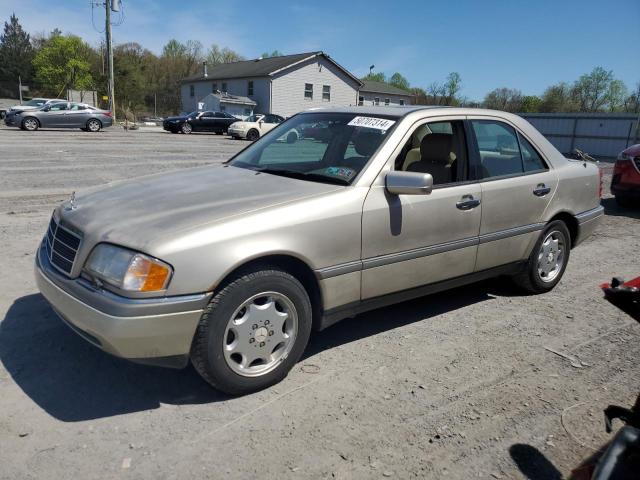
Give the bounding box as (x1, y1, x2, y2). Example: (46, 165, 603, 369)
(22, 117, 39, 131)
(512, 220, 571, 294)
(191, 268, 312, 395)
(181, 122, 192, 134)
(246, 129, 259, 141)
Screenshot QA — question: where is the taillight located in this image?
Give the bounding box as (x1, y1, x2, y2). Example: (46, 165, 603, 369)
(104, 111, 113, 117)
(598, 165, 603, 198)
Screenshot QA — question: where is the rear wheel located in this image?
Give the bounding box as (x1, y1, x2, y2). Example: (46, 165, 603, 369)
(191, 268, 312, 395)
(512, 220, 571, 294)
(86, 118, 102, 132)
(246, 129, 259, 141)
(22, 117, 39, 131)
(181, 122, 192, 134)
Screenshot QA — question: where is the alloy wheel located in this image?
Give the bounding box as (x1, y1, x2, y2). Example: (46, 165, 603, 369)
(537, 230, 565, 283)
(222, 291, 298, 377)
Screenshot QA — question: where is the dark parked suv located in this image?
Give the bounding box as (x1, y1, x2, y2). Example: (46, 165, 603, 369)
(162, 110, 238, 134)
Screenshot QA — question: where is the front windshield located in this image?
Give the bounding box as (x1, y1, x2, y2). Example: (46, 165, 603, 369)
(245, 114, 263, 123)
(229, 112, 397, 185)
(25, 99, 45, 106)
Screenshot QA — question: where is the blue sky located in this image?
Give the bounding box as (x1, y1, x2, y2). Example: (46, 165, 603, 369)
(2, 0, 639, 100)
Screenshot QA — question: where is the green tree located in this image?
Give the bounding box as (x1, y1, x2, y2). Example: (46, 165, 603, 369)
(572, 67, 614, 112)
(389, 72, 410, 91)
(32, 34, 94, 96)
(361, 72, 386, 83)
(443, 72, 462, 105)
(604, 79, 627, 112)
(206, 44, 244, 65)
(261, 50, 283, 58)
(539, 82, 576, 112)
(483, 87, 523, 112)
(0, 14, 34, 83)
(520, 95, 542, 112)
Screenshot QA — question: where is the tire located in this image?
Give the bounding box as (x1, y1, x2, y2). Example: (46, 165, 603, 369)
(191, 268, 312, 395)
(246, 129, 259, 141)
(181, 122, 192, 134)
(22, 117, 39, 131)
(615, 194, 633, 208)
(512, 220, 571, 294)
(86, 118, 102, 132)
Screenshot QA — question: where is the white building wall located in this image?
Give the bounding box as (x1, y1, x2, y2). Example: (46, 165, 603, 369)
(181, 77, 270, 114)
(359, 91, 412, 107)
(271, 56, 360, 117)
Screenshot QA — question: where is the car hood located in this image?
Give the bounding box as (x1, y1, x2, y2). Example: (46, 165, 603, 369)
(60, 164, 342, 252)
(622, 144, 640, 157)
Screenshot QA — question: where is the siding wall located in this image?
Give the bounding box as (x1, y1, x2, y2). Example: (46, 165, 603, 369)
(181, 77, 270, 114)
(520, 113, 640, 158)
(359, 91, 412, 107)
(271, 56, 360, 117)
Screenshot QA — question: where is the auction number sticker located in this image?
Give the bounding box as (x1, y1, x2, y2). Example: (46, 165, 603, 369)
(347, 116, 396, 131)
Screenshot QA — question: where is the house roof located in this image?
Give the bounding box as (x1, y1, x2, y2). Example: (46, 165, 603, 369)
(182, 52, 362, 86)
(360, 80, 414, 97)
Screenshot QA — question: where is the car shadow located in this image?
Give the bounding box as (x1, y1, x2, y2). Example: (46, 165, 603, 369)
(0, 294, 227, 422)
(509, 444, 562, 480)
(1, 279, 509, 422)
(601, 197, 640, 219)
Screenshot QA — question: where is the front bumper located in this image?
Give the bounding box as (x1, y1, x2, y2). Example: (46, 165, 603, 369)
(34, 241, 211, 367)
(228, 129, 247, 138)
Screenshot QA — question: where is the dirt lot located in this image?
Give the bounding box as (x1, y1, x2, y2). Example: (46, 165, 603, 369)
(0, 126, 638, 479)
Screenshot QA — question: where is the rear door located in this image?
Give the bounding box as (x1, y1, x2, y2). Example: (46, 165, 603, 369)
(468, 117, 558, 271)
(64, 103, 91, 127)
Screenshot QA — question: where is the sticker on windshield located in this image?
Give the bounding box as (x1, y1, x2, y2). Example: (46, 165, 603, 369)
(325, 166, 356, 180)
(347, 116, 396, 131)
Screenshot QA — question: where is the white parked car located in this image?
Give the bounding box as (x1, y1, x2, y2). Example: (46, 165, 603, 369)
(8, 98, 66, 113)
(228, 114, 287, 141)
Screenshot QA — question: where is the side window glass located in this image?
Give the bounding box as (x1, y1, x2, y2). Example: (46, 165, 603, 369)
(518, 133, 547, 172)
(471, 121, 523, 178)
(50, 103, 68, 111)
(398, 120, 467, 186)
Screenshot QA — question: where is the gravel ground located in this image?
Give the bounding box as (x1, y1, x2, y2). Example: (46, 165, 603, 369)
(0, 126, 638, 479)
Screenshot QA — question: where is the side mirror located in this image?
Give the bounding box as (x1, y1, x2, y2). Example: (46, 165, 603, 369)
(43, 105, 51, 112)
(385, 171, 433, 195)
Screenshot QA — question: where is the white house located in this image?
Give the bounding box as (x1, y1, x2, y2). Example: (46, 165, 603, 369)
(358, 80, 414, 107)
(181, 51, 362, 117)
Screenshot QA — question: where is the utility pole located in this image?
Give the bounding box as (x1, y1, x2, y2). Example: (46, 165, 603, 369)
(18, 76, 23, 104)
(105, 0, 116, 121)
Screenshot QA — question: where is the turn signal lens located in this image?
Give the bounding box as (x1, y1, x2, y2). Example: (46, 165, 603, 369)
(123, 255, 171, 292)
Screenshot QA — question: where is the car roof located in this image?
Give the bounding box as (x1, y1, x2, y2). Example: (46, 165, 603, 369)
(300, 105, 519, 120)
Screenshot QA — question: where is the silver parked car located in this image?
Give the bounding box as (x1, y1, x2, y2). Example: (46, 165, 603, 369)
(12, 102, 113, 132)
(35, 106, 603, 394)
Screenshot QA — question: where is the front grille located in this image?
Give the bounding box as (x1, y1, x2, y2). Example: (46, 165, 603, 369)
(44, 215, 82, 275)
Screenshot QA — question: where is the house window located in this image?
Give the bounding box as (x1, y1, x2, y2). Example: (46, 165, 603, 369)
(358, 96, 364, 106)
(222, 82, 227, 92)
(189, 85, 195, 97)
(374, 97, 380, 105)
(304, 83, 313, 100)
(399, 99, 405, 106)
(322, 85, 331, 101)
(212, 82, 217, 92)
(248, 80, 254, 96)
(385, 98, 390, 106)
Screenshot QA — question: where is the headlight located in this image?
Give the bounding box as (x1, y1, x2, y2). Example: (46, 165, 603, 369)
(84, 244, 172, 292)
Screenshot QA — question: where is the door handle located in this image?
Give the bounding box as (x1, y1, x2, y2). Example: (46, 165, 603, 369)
(456, 195, 481, 210)
(533, 183, 551, 196)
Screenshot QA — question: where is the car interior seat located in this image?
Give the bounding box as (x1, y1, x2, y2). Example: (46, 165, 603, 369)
(406, 133, 457, 184)
(401, 124, 431, 171)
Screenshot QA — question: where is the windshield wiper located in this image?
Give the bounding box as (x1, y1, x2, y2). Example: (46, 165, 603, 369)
(254, 168, 350, 186)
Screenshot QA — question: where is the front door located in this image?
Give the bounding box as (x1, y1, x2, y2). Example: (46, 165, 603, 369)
(40, 102, 69, 127)
(361, 118, 482, 299)
(467, 117, 558, 271)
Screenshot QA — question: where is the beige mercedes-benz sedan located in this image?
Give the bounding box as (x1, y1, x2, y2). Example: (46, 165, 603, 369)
(35, 106, 603, 394)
